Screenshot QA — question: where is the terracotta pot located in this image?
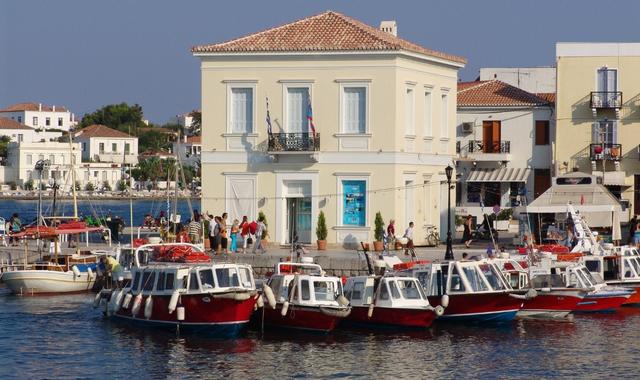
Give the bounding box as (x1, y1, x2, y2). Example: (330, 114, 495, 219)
(317, 240, 327, 250)
(373, 240, 384, 251)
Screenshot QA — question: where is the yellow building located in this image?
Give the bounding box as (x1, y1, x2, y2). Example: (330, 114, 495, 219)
(556, 43, 640, 217)
(192, 11, 465, 247)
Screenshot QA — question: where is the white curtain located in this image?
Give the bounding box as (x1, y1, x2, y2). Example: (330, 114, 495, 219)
(424, 91, 432, 136)
(441, 94, 448, 138)
(228, 178, 256, 223)
(287, 88, 308, 133)
(405, 88, 414, 135)
(597, 68, 617, 92)
(231, 88, 253, 133)
(343, 87, 365, 133)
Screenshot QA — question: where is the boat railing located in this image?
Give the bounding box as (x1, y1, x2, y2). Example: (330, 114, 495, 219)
(275, 262, 324, 275)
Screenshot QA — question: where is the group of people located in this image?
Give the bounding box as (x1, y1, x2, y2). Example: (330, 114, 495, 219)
(384, 219, 415, 256)
(5, 213, 22, 246)
(181, 211, 267, 254)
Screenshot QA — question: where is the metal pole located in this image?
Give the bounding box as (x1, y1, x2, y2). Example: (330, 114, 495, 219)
(444, 169, 454, 261)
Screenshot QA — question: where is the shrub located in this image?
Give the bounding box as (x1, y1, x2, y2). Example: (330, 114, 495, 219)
(102, 181, 112, 191)
(316, 211, 328, 241)
(24, 179, 34, 191)
(117, 180, 128, 192)
(374, 212, 384, 241)
(496, 208, 513, 221)
(85, 182, 95, 191)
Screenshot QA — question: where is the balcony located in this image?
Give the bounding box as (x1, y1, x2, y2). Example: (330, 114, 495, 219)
(590, 92, 622, 109)
(93, 153, 138, 164)
(463, 140, 511, 162)
(267, 133, 320, 161)
(590, 143, 622, 161)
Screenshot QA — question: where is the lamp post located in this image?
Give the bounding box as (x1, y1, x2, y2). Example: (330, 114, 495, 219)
(444, 164, 454, 260)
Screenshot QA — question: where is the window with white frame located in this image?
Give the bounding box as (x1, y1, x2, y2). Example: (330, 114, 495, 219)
(33, 117, 38, 126)
(230, 88, 254, 133)
(441, 93, 449, 138)
(287, 87, 310, 133)
(26, 154, 32, 165)
(58, 117, 63, 127)
(342, 87, 366, 134)
(18, 134, 23, 143)
(17, 116, 22, 123)
(45, 117, 50, 126)
(405, 88, 415, 135)
(424, 90, 432, 137)
(592, 120, 617, 145)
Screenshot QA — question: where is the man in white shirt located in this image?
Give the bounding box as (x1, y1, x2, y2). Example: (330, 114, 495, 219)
(403, 222, 414, 257)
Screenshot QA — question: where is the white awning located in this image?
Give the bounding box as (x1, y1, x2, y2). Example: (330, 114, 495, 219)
(467, 167, 531, 182)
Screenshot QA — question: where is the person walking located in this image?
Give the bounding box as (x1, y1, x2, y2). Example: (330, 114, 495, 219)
(220, 213, 229, 254)
(463, 215, 473, 248)
(403, 221, 414, 257)
(628, 215, 638, 245)
(387, 219, 396, 250)
(230, 219, 239, 253)
(240, 216, 250, 253)
(187, 214, 202, 244)
(253, 215, 267, 254)
(208, 216, 219, 253)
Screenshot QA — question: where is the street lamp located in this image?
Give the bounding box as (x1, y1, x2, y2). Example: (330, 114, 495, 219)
(444, 164, 454, 260)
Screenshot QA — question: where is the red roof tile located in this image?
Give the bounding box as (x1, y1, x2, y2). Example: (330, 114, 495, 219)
(535, 92, 556, 105)
(0, 117, 35, 130)
(457, 80, 551, 107)
(192, 11, 466, 64)
(0, 102, 68, 112)
(186, 135, 201, 144)
(75, 124, 133, 138)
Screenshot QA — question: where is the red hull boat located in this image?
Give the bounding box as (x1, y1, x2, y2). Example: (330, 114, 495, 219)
(263, 304, 343, 332)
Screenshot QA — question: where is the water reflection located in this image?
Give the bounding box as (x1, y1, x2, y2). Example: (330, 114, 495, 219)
(2, 292, 640, 379)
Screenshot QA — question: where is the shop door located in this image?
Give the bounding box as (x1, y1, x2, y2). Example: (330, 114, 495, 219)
(286, 197, 312, 244)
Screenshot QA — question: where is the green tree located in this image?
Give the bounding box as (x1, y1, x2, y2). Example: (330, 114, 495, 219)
(102, 181, 112, 191)
(78, 103, 146, 133)
(316, 211, 328, 241)
(85, 182, 95, 191)
(139, 129, 170, 152)
(117, 179, 128, 192)
(24, 179, 34, 190)
(374, 212, 385, 242)
(0, 135, 11, 158)
(190, 110, 201, 136)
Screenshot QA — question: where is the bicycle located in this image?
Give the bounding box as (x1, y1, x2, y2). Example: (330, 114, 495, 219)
(425, 225, 440, 247)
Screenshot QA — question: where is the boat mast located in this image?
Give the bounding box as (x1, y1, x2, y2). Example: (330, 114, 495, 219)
(68, 131, 78, 220)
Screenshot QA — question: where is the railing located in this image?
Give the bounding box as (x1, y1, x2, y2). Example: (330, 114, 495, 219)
(590, 92, 622, 109)
(468, 140, 510, 154)
(268, 133, 320, 152)
(590, 143, 622, 161)
(456, 141, 461, 154)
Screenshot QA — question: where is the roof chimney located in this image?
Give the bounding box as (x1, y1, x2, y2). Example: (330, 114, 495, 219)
(379, 20, 397, 37)
(52, 105, 56, 112)
(38, 103, 42, 111)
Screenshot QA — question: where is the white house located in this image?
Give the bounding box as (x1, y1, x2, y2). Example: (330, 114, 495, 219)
(0, 102, 77, 131)
(456, 80, 554, 219)
(74, 124, 138, 164)
(479, 67, 556, 94)
(5, 141, 82, 189)
(0, 117, 36, 143)
(172, 135, 201, 167)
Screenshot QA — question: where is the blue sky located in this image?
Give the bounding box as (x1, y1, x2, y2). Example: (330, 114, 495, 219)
(2, 0, 640, 123)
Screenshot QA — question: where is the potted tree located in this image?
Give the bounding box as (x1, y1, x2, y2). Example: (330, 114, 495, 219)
(316, 211, 328, 250)
(373, 212, 385, 251)
(258, 211, 269, 248)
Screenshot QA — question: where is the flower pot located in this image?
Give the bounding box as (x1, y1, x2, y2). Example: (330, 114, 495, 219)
(373, 240, 384, 251)
(317, 240, 327, 250)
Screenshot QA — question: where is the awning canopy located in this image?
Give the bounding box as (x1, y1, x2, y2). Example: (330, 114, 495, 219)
(467, 167, 531, 182)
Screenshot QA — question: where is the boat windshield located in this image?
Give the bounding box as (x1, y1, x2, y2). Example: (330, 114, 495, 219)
(478, 264, 507, 290)
(313, 281, 337, 302)
(462, 266, 489, 292)
(580, 268, 602, 285)
(216, 267, 240, 288)
(199, 269, 215, 289)
(449, 266, 466, 293)
(531, 274, 566, 288)
(238, 267, 253, 288)
(395, 279, 423, 300)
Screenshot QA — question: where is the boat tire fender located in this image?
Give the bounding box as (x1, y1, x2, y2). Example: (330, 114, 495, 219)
(72, 265, 81, 278)
(168, 290, 180, 314)
(434, 305, 445, 317)
(441, 294, 450, 308)
(320, 306, 351, 318)
(144, 295, 153, 320)
(131, 294, 143, 317)
(281, 301, 289, 316)
(122, 292, 133, 309)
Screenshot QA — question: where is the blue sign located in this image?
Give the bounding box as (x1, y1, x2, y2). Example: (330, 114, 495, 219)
(343, 180, 366, 226)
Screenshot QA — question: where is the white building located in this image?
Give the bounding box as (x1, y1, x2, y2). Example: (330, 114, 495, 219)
(0, 102, 78, 131)
(456, 80, 554, 219)
(5, 142, 82, 189)
(77, 162, 125, 191)
(479, 67, 556, 94)
(74, 124, 138, 164)
(170, 111, 198, 135)
(172, 135, 201, 167)
(0, 117, 35, 143)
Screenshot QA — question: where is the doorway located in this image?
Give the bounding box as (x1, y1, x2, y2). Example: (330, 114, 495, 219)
(482, 121, 501, 153)
(286, 197, 312, 244)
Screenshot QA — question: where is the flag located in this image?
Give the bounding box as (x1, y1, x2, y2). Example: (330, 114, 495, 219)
(307, 98, 316, 136)
(266, 97, 273, 135)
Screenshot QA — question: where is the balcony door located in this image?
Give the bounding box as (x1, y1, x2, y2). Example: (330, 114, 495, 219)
(482, 121, 501, 153)
(597, 68, 617, 107)
(286, 87, 309, 133)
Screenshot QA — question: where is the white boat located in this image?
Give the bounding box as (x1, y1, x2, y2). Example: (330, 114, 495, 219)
(2, 264, 95, 296)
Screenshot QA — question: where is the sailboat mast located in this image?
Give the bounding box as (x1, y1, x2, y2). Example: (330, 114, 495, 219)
(68, 131, 78, 219)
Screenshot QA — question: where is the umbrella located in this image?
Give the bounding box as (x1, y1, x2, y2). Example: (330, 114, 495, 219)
(612, 211, 622, 242)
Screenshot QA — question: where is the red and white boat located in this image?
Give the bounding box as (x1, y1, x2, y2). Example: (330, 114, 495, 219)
(262, 260, 351, 332)
(562, 262, 632, 312)
(344, 273, 443, 328)
(495, 258, 587, 319)
(401, 259, 525, 322)
(580, 247, 640, 305)
(100, 243, 258, 335)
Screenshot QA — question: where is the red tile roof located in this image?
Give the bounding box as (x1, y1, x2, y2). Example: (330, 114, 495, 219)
(457, 80, 551, 107)
(535, 92, 556, 105)
(0, 102, 68, 112)
(192, 11, 466, 64)
(0, 117, 34, 130)
(75, 124, 133, 138)
(186, 135, 201, 144)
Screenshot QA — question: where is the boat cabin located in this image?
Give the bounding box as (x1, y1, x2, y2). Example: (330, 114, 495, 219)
(582, 253, 640, 285)
(267, 262, 344, 306)
(344, 276, 429, 308)
(408, 260, 512, 296)
(129, 264, 255, 296)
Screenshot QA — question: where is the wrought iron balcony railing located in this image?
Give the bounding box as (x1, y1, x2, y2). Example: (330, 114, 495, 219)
(590, 143, 622, 161)
(468, 140, 510, 154)
(590, 92, 622, 109)
(267, 133, 320, 152)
